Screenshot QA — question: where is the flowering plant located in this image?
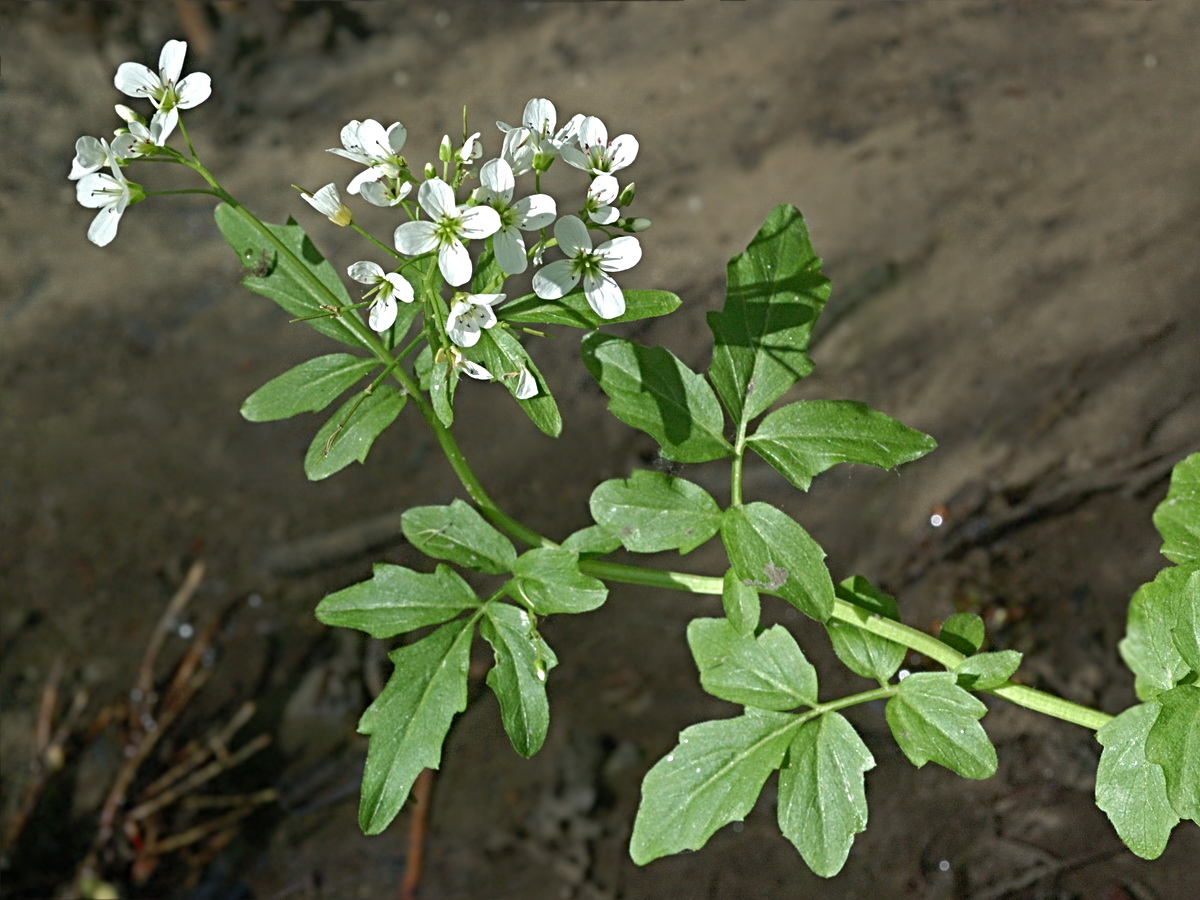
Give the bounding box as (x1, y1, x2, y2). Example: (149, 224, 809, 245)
(71, 41, 1198, 879)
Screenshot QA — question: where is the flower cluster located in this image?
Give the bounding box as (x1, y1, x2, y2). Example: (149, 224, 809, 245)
(69, 40, 210, 246)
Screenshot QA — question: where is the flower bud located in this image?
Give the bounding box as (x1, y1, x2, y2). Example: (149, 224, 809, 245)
(617, 182, 637, 207)
(625, 217, 652, 233)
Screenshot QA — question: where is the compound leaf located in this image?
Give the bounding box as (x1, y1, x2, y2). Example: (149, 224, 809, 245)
(316, 563, 479, 638)
(1096, 703, 1179, 859)
(510, 547, 608, 615)
(688, 618, 818, 711)
(482, 602, 558, 757)
(242, 353, 377, 422)
(304, 385, 406, 481)
(589, 470, 722, 554)
(401, 499, 516, 575)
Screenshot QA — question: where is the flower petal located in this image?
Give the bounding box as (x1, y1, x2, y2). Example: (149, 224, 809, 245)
(460, 359, 492, 380)
(596, 235, 642, 273)
(114, 62, 160, 99)
(384, 122, 408, 154)
(394, 220, 439, 256)
(348, 261, 384, 284)
(589, 174, 619, 204)
(493, 226, 528, 275)
(479, 158, 515, 202)
(69, 136, 106, 180)
(515, 368, 539, 400)
(87, 203, 125, 247)
(418, 178, 455, 220)
(158, 40, 187, 84)
(175, 72, 212, 109)
(577, 116, 609, 150)
(524, 98, 557, 135)
(515, 193, 556, 230)
(608, 134, 639, 171)
(532, 260, 579, 300)
(369, 297, 398, 332)
(439, 239, 472, 286)
(583, 271, 626, 319)
(458, 205, 501, 240)
(384, 273, 415, 303)
(554, 215, 591, 256)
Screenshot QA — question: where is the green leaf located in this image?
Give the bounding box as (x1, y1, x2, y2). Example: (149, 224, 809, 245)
(303, 386, 406, 481)
(241, 353, 378, 422)
(481, 603, 558, 757)
(706, 204, 830, 428)
(688, 618, 818, 710)
(561, 524, 622, 555)
(502, 289, 681, 329)
(428, 354, 457, 428)
(474, 327, 562, 438)
(589, 470, 723, 554)
(1096, 703, 1179, 859)
(827, 577, 906, 683)
(1153, 453, 1200, 565)
(777, 712, 875, 878)
(214, 204, 361, 348)
(747, 400, 936, 491)
(315, 563, 479, 638)
(1173, 568, 1200, 673)
(581, 332, 732, 463)
(630, 709, 798, 864)
(885, 672, 997, 779)
(357, 618, 474, 833)
(954, 650, 1022, 691)
(401, 499, 517, 575)
(510, 547, 608, 615)
(722, 568, 760, 636)
(1145, 685, 1200, 824)
(1119, 566, 1192, 697)
(940, 613, 986, 655)
(721, 503, 834, 622)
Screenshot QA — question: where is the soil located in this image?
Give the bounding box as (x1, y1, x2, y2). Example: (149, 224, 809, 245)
(2, 2, 1199, 899)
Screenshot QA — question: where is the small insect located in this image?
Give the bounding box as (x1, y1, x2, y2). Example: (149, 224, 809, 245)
(244, 248, 271, 277)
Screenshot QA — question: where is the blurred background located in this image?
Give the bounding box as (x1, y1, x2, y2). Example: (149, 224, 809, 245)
(2, 2, 1198, 898)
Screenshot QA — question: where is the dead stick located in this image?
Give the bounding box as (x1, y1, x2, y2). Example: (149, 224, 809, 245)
(128, 733, 272, 821)
(400, 768, 435, 900)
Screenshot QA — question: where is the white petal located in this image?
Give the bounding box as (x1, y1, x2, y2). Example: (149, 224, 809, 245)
(347, 165, 386, 195)
(384, 273, 415, 303)
(439, 240, 472, 286)
(419, 178, 455, 220)
(76, 172, 119, 209)
(394, 220, 439, 256)
(523, 98, 556, 135)
(533, 260, 579, 299)
(154, 107, 180, 143)
(515, 368, 539, 400)
(597, 235, 642, 273)
(357, 119, 390, 159)
(447, 303, 480, 348)
(87, 203, 125, 247)
(589, 174, 619, 204)
(460, 359, 492, 380)
(369, 297, 398, 332)
(493, 227, 528, 275)
(583, 272, 626, 319)
(114, 62, 160, 99)
(479, 158, 514, 201)
(385, 122, 408, 154)
(69, 136, 106, 180)
(158, 40, 187, 84)
(110, 133, 139, 160)
(608, 134, 639, 171)
(577, 116, 609, 149)
(501, 127, 534, 175)
(589, 205, 620, 226)
(515, 193, 556, 230)
(175, 72, 212, 109)
(347, 261, 384, 284)
(303, 183, 343, 218)
(554, 215, 591, 256)
(458, 205, 501, 239)
(558, 144, 590, 172)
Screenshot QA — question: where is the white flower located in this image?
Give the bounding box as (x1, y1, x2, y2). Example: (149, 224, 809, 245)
(497, 99, 582, 174)
(301, 183, 353, 226)
(69, 136, 108, 180)
(457, 131, 483, 165)
(560, 116, 638, 176)
(359, 177, 412, 208)
(441, 346, 492, 381)
(532, 215, 642, 319)
(584, 174, 621, 226)
(113, 40, 211, 142)
(393, 178, 500, 287)
(348, 261, 415, 332)
(446, 293, 505, 348)
(514, 367, 539, 400)
(111, 116, 169, 160)
(328, 119, 409, 195)
(75, 140, 132, 247)
(476, 158, 556, 275)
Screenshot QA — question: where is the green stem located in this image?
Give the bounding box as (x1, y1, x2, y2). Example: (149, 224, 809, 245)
(730, 418, 749, 508)
(576, 558, 1112, 731)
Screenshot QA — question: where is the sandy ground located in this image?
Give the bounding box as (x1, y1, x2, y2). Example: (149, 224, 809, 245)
(2, 2, 1199, 898)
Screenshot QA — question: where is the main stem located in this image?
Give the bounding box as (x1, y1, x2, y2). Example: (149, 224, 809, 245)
(578, 559, 1112, 732)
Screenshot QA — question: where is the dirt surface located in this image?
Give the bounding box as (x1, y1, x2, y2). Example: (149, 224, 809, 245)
(3, 2, 1199, 898)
